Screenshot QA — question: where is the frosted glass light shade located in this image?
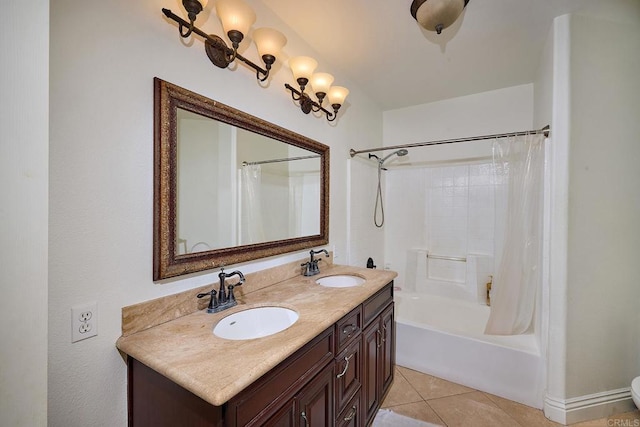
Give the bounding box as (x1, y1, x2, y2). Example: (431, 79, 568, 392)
(289, 56, 318, 82)
(253, 28, 287, 59)
(411, 0, 467, 33)
(327, 86, 349, 106)
(215, 0, 256, 37)
(310, 73, 334, 95)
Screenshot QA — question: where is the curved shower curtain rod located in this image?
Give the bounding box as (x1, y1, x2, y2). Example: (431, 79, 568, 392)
(349, 125, 550, 158)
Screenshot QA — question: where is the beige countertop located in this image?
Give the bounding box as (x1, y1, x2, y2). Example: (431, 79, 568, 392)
(116, 264, 396, 407)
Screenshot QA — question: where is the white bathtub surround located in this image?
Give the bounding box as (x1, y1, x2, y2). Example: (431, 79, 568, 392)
(404, 249, 427, 293)
(404, 249, 493, 304)
(395, 292, 543, 408)
(467, 254, 494, 305)
(386, 161, 504, 298)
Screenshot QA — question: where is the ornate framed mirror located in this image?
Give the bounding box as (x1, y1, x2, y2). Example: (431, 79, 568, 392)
(154, 78, 329, 280)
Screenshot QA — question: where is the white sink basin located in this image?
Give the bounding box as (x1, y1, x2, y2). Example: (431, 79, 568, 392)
(213, 307, 298, 340)
(316, 275, 365, 288)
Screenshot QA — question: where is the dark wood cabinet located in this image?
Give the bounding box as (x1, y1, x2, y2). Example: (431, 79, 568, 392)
(226, 328, 334, 427)
(297, 363, 335, 426)
(127, 282, 394, 427)
(362, 287, 395, 425)
(380, 304, 395, 397)
(262, 401, 296, 427)
(128, 358, 223, 427)
(334, 337, 362, 416)
(336, 392, 361, 427)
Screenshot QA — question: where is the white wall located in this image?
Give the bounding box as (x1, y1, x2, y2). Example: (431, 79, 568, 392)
(48, 0, 382, 425)
(384, 84, 534, 144)
(540, 2, 640, 423)
(534, 14, 563, 415)
(0, 1, 49, 426)
(565, 7, 640, 402)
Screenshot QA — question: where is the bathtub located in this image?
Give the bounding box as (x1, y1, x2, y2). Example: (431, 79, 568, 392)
(394, 291, 544, 408)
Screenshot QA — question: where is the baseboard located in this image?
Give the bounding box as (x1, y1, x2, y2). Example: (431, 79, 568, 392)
(544, 388, 636, 425)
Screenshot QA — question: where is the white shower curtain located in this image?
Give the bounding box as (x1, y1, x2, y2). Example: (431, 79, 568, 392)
(288, 174, 303, 237)
(485, 134, 545, 335)
(240, 164, 266, 244)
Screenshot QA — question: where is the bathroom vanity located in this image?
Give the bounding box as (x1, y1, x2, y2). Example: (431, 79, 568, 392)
(117, 262, 396, 426)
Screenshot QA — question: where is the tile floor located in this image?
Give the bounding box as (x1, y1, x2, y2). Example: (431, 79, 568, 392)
(381, 366, 640, 427)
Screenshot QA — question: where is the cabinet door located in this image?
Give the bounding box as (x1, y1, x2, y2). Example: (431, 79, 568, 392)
(297, 364, 334, 427)
(380, 304, 395, 399)
(262, 401, 296, 427)
(362, 321, 381, 424)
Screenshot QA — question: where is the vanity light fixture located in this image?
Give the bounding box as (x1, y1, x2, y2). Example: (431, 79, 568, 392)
(162, 0, 286, 82)
(410, 0, 470, 34)
(284, 56, 349, 122)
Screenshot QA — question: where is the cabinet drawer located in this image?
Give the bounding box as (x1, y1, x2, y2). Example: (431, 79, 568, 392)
(334, 338, 362, 414)
(226, 327, 334, 426)
(363, 282, 393, 326)
(335, 305, 362, 354)
(336, 391, 361, 427)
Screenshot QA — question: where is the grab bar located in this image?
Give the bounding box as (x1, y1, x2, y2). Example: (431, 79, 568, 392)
(427, 253, 467, 262)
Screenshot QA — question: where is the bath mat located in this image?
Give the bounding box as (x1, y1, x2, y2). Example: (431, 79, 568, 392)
(372, 409, 440, 427)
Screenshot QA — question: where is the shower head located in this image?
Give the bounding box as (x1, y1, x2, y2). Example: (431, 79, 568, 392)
(379, 149, 409, 165)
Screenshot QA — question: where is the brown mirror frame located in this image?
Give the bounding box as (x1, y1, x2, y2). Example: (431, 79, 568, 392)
(153, 78, 330, 280)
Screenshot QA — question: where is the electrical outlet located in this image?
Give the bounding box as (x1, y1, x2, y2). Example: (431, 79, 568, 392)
(71, 302, 98, 343)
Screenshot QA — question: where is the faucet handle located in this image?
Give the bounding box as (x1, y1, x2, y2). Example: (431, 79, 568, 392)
(197, 289, 218, 312)
(301, 261, 313, 276)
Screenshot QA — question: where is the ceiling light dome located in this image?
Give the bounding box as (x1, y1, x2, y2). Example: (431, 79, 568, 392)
(410, 0, 469, 34)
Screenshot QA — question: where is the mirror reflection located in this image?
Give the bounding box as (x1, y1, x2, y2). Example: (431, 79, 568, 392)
(176, 108, 321, 255)
(153, 78, 329, 280)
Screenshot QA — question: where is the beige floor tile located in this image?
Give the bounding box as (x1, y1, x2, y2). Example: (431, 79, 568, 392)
(381, 370, 423, 407)
(383, 401, 447, 426)
(570, 410, 640, 427)
(398, 366, 475, 400)
(484, 393, 562, 427)
(570, 419, 609, 427)
(428, 391, 520, 427)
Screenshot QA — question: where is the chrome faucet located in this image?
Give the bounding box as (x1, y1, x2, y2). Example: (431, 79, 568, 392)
(197, 268, 245, 313)
(301, 249, 329, 276)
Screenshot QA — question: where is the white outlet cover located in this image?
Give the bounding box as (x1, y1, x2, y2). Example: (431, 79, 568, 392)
(71, 302, 98, 343)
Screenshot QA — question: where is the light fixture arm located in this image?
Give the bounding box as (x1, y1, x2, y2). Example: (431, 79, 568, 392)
(284, 83, 335, 120)
(178, 0, 204, 37)
(162, 8, 269, 80)
(178, 19, 196, 38)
